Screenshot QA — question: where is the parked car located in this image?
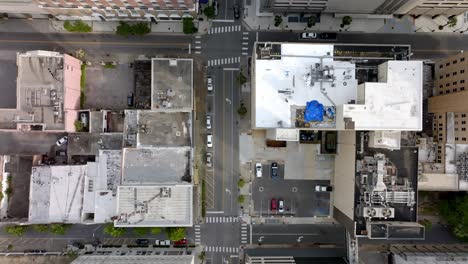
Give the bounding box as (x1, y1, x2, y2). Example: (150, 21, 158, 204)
(318, 32, 337, 40)
(206, 152, 213, 168)
(271, 162, 278, 179)
(255, 162, 262, 177)
(206, 115, 212, 130)
(173, 239, 188, 247)
(278, 199, 284, 213)
(135, 239, 149, 246)
(300, 32, 318, 39)
(56, 136, 68, 146)
(315, 184, 333, 192)
(127, 92, 134, 107)
(155, 240, 171, 246)
(207, 77, 213, 92)
(233, 4, 240, 19)
(207, 134, 213, 148)
(271, 198, 277, 211)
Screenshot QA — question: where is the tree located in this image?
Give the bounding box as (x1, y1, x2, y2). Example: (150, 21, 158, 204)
(133, 22, 151, 36)
(237, 103, 247, 116)
(274, 15, 283, 27)
(165, 227, 186, 241)
(5, 225, 26, 236)
(238, 195, 245, 203)
(116, 21, 133, 37)
(237, 72, 247, 85)
(50, 224, 70, 235)
(183, 18, 198, 34)
(133, 227, 150, 236)
(204, 5, 216, 19)
(342, 16, 352, 26)
(238, 179, 245, 188)
(438, 194, 468, 240)
(32, 224, 49, 233)
(151, 227, 162, 235)
(74, 120, 84, 132)
(439, 16, 458, 30)
(104, 224, 126, 237)
(63, 20, 92, 33)
(418, 219, 432, 231)
(307, 16, 316, 28)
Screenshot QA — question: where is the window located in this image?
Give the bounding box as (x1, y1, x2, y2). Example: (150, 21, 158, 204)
(438, 145, 442, 149)
(440, 75, 443, 79)
(439, 115, 442, 119)
(462, 114, 466, 117)
(453, 88, 458, 92)
(461, 70, 465, 74)
(463, 128, 466, 131)
(455, 114, 459, 118)
(462, 57, 465, 62)
(439, 127, 443, 130)
(453, 60, 458, 64)
(462, 80, 465, 84)
(463, 137, 467, 141)
(456, 128, 459, 131)
(439, 137, 443, 141)
(463, 121, 466, 124)
(438, 150, 442, 153)
(453, 72, 457, 76)
(453, 81, 458, 85)
(446, 62, 451, 66)
(446, 73, 450, 77)
(455, 137, 459, 140)
(462, 87, 466, 91)
(440, 64, 443, 68)
(440, 91, 444, 94)
(440, 84, 443, 88)
(446, 83, 450, 87)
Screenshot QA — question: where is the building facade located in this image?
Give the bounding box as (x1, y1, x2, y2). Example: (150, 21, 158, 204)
(1, 0, 197, 21)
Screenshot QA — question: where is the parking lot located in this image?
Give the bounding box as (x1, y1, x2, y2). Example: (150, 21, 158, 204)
(84, 64, 134, 110)
(251, 161, 331, 217)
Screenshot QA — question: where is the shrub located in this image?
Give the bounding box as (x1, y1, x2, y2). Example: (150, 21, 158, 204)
(238, 179, 246, 188)
(238, 195, 245, 203)
(307, 16, 316, 28)
(151, 227, 162, 235)
(64, 20, 92, 33)
(116, 22, 133, 37)
(104, 223, 126, 237)
(342, 16, 352, 26)
(50, 224, 70, 235)
(5, 225, 26, 236)
(166, 227, 186, 241)
(133, 227, 150, 236)
(183, 18, 198, 34)
(237, 72, 247, 85)
(103, 62, 117, 69)
(116, 22, 151, 36)
(237, 103, 247, 116)
(204, 6, 215, 19)
(274, 15, 282, 27)
(32, 224, 49, 233)
(74, 120, 84, 132)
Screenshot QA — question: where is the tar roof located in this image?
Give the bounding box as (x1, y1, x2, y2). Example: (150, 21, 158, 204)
(151, 58, 193, 111)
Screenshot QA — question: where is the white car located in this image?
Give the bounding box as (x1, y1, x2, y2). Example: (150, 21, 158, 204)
(155, 240, 171, 246)
(206, 152, 213, 168)
(315, 184, 333, 192)
(255, 163, 262, 177)
(207, 134, 213, 148)
(301, 32, 317, 39)
(278, 199, 284, 213)
(206, 115, 212, 130)
(56, 136, 68, 146)
(207, 77, 213, 92)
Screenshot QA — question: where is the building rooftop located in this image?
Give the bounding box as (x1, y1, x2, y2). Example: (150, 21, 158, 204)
(253, 43, 357, 129)
(67, 133, 123, 157)
(15, 50, 81, 131)
(122, 147, 192, 185)
(123, 110, 192, 148)
(29, 165, 86, 223)
(115, 184, 193, 227)
(151, 58, 193, 111)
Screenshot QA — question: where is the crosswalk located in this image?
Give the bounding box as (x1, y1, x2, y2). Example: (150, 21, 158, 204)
(194, 225, 201, 245)
(205, 216, 239, 223)
(241, 223, 248, 244)
(194, 35, 202, 54)
(207, 57, 240, 67)
(208, 25, 242, 34)
(205, 246, 239, 253)
(242, 32, 250, 56)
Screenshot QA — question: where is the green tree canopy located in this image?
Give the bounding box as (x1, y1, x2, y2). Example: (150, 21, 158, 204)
(204, 6, 216, 19)
(183, 18, 198, 34)
(342, 16, 352, 26)
(274, 15, 283, 27)
(64, 20, 92, 33)
(50, 224, 70, 235)
(165, 227, 186, 241)
(32, 224, 49, 233)
(104, 224, 126, 237)
(307, 16, 316, 28)
(439, 194, 468, 240)
(5, 225, 26, 237)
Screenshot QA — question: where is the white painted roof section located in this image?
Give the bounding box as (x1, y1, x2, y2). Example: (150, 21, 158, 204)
(29, 165, 86, 223)
(115, 184, 193, 227)
(341, 61, 423, 131)
(254, 43, 357, 128)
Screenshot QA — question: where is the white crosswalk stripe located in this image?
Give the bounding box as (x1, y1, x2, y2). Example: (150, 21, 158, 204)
(195, 225, 202, 245)
(205, 246, 239, 253)
(207, 57, 241, 67)
(242, 52, 249, 55)
(205, 216, 239, 223)
(208, 25, 243, 34)
(241, 224, 249, 244)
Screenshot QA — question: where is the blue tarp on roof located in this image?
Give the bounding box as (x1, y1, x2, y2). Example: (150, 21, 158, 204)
(304, 100, 324, 122)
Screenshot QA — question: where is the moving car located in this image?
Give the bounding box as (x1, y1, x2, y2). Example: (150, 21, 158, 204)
(233, 4, 240, 19)
(255, 162, 262, 177)
(315, 184, 333, 192)
(206, 152, 213, 168)
(207, 77, 213, 92)
(207, 134, 213, 148)
(278, 199, 284, 213)
(155, 240, 171, 246)
(271, 198, 277, 211)
(206, 115, 212, 130)
(301, 32, 317, 39)
(271, 162, 278, 179)
(56, 136, 68, 146)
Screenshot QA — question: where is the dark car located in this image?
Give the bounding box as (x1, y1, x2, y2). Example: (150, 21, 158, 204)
(233, 4, 240, 19)
(318, 33, 337, 40)
(135, 239, 149, 247)
(127, 92, 134, 107)
(271, 162, 278, 179)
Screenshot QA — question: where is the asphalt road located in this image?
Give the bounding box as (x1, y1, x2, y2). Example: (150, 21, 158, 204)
(257, 32, 468, 59)
(0, 131, 66, 155)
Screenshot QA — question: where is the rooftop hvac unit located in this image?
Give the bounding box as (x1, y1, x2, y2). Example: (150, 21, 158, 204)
(363, 207, 395, 219)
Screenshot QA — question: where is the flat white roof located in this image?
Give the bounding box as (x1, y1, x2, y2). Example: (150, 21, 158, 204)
(254, 43, 357, 129)
(340, 61, 423, 131)
(115, 184, 193, 227)
(29, 165, 86, 223)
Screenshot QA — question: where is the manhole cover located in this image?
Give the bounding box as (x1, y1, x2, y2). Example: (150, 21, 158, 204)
(292, 187, 298, 192)
(259, 187, 264, 192)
